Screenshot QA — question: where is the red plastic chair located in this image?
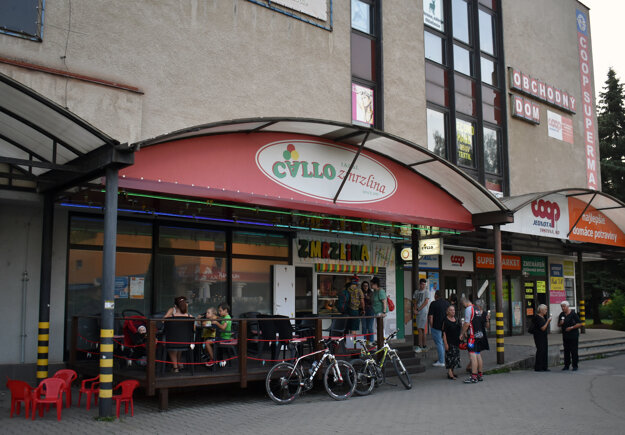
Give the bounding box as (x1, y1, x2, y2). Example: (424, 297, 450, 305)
(6, 378, 33, 418)
(112, 380, 140, 418)
(78, 375, 100, 410)
(53, 369, 77, 408)
(32, 378, 65, 420)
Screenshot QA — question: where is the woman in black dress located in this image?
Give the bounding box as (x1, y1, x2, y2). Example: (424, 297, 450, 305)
(442, 305, 461, 380)
(532, 304, 552, 371)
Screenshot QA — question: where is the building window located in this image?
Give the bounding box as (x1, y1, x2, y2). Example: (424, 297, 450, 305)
(351, 0, 381, 128)
(427, 108, 447, 157)
(0, 0, 44, 41)
(423, 0, 507, 195)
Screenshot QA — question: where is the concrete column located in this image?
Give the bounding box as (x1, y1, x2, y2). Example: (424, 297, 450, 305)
(494, 225, 504, 365)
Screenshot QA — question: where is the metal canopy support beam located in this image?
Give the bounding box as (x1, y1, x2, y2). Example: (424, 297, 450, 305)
(409, 158, 437, 167)
(0, 156, 81, 172)
(577, 251, 586, 334)
(494, 224, 504, 365)
(36, 193, 54, 381)
(411, 229, 420, 347)
(567, 192, 597, 237)
(472, 210, 514, 227)
(39, 146, 134, 193)
(332, 131, 370, 203)
(99, 167, 118, 418)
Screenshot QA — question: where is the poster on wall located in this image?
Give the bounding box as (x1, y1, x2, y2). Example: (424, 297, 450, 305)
(568, 197, 625, 247)
(549, 263, 566, 304)
(547, 110, 574, 144)
(456, 119, 475, 167)
(512, 301, 523, 327)
(423, 0, 444, 31)
(115, 277, 129, 299)
(352, 83, 374, 126)
(129, 276, 145, 299)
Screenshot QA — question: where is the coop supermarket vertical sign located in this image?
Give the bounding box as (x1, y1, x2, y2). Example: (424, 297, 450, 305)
(576, 9, 599, 190)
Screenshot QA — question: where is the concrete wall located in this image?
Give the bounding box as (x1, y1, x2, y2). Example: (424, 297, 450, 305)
(502, 0, 599, 195)
(0, 193, 68, 366)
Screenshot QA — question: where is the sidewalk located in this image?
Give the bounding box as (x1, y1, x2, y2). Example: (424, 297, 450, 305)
(413, 327, 625, 373)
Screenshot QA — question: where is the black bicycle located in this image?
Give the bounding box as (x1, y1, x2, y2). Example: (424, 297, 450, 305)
(265, 337, 357, 404)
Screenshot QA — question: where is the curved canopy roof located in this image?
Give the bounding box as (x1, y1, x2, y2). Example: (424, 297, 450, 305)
(133, 117, 512, 227)
(0, 72, 133, 193)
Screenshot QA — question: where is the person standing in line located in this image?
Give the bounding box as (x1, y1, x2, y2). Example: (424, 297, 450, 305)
(442, 305, 461, 380)
(428, 290, 449, 367)
(558, 301, 582, 371)
(360, 280, 375, 344)
(347, 276, 365, 336)
(370, 276, 387, 342)
(460, 297, 486, 383)
(532, 304, 552, 372)
(413, 278, 430, 353)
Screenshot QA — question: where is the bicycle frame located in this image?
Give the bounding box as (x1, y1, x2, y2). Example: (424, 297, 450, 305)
(289, 341, 342, 386)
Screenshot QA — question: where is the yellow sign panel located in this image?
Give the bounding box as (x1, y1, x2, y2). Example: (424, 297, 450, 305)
(563, 261, 575, 277)
(550, 277, 564, 291)
(537, 281, 546, 293)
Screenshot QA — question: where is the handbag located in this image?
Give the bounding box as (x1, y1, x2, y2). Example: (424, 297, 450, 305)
(459, 341, 467, 350)
(387, 296, 395, 312)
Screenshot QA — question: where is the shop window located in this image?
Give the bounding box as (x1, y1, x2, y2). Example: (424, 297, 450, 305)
(456, 118, 475, 168)
(159, 225, 226, 251)
(452, 0, 470, 44)
(478, 9, 495, 55)
(455, 74, 476, 116)
(232, 259, 288, 317)
(66, 250, 152, 352)
(453, 44, 472, 76)
(351, 0, 372, 34)
(155, 254, 227, 315)
(483, 126, 500, 175)
(424, 31, 445, 65)
(427, 108, 447, 158)
(69, 217, 152, 249)
(478, 0, 497, 10)
(482, 86, 503, 125)
(425, 63, 449, 107)
(0, 0, 43, 41)
(351, 32, 376, 81)
(486, 177, 503, 197)
(565, 278, 575, 301)
(232, 231, 289, 257)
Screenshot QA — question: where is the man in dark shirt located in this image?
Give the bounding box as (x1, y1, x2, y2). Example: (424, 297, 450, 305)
(428, 290, 450, 367)
(558, 300, 583, 371)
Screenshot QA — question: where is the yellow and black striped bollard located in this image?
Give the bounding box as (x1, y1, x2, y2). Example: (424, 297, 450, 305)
(496, 312, 504, 362)
(37, 321, 50, 380)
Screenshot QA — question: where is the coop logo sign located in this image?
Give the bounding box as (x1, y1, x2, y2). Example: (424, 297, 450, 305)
(531, 199, 561, 227)
(442, 250, 473, 272)
(256, 140, 397, 203)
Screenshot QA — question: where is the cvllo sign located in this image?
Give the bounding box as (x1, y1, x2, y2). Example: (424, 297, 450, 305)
(256, 140, 397, 204)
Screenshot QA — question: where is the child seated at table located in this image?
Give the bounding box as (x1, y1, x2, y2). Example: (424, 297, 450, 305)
(199, 307, 218, 367)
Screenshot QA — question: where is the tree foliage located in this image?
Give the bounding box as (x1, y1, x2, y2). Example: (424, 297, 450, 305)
(598, 68, 625, 201)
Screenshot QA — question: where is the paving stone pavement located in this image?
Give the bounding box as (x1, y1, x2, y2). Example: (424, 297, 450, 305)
(2, 330, 624, 435)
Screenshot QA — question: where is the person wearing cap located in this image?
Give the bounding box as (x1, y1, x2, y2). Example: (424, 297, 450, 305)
(558, 300, 582, 371)
(413, 278, 429, 353)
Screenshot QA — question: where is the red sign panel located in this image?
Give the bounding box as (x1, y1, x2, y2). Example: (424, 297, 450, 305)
(119, 133, 474, 230)
(475, 252, 522, 270)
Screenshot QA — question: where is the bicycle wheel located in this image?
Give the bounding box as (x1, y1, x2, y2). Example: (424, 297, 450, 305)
(265, 362, 302, 404)
(324, 360, 357, 401)
(351, 358, 375, 396)
(391, 355, 412, 390)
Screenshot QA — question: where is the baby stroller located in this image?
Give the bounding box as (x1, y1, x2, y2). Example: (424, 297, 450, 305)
(121, 309, 147, 367)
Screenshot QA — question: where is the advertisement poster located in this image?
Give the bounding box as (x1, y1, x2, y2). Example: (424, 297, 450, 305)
(550, 263, 566, 303)
(423, 0, 444, 31)
(568, 197, 625, 247)
(129, 276, 145, 299)
(512, 301, 522, 327)
(114, 276, 129, 299)
(547, 110, 574, 144)
(352, 83, 374, 126)
(456, 119, 474, 167)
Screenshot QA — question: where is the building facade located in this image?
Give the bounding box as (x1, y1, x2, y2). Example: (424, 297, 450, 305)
(1, 0, 620, 372)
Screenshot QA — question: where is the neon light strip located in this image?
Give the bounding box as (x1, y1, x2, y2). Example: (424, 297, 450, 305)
(104, 190, 459, 234)
(60, 203, 405, 239)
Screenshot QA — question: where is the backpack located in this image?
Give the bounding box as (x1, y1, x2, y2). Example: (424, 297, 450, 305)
(337, 289, 351, 314)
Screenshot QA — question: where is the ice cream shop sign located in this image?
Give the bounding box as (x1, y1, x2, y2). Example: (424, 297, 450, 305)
(256, 140, 397, 204)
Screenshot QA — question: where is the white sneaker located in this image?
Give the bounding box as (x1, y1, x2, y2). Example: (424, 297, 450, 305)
(414, 346, 422, 353)
(432, 362, 445, 367)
